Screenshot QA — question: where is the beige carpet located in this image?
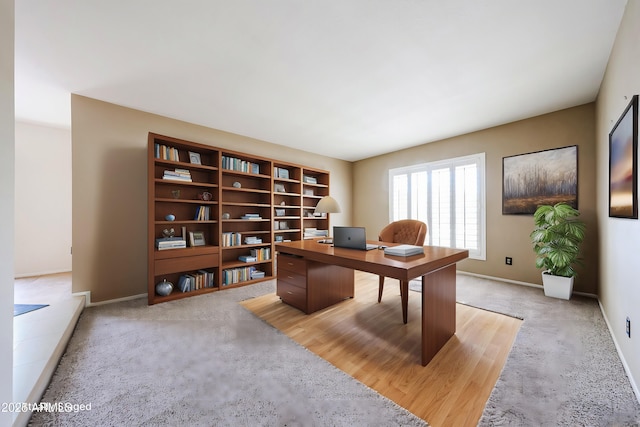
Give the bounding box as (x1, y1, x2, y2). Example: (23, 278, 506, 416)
(30, 280, 426, 426)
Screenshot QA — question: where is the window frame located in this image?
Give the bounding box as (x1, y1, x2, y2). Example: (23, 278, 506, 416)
(388, 152, 486, 260)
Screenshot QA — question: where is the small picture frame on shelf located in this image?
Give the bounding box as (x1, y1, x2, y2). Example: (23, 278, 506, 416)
(279, 221, 289, 230)
(274, 183, 286, 193)
(304, 188, 315, 196)
(275, 208, 286, 216)
(303, 175, 317, 184)
(188, 151, 202, 165)
(275, 235, 284, 242)
(189, 231, 206, 246)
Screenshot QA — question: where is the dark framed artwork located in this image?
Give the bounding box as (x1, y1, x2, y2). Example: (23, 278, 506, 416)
(609, 95, 638, 219)
(503, 145, 578, 214)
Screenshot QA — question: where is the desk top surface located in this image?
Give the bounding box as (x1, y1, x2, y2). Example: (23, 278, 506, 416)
(275, 239, 468, 281)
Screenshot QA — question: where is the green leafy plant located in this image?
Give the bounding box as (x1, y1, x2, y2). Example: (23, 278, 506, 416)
(530, 203, 586, 278)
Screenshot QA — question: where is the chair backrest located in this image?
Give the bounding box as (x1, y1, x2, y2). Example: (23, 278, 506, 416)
(378, 220, 427, 246)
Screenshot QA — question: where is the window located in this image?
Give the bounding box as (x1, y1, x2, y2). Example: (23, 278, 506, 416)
(388, 153, 486, 260)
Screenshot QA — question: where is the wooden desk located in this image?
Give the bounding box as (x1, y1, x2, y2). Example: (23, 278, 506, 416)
(275, 239, 469, 366)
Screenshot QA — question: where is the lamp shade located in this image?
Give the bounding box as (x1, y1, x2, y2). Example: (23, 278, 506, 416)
(315, 196, 341, 213)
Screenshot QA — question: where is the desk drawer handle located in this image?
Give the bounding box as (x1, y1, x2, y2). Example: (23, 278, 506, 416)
(287, 275, 294, 279)
(287, 262, 294, 266)
(287, 291, 293, 295)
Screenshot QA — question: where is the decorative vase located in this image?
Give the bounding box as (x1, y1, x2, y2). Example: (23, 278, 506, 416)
(156, 279, 174, 296)
(542, 271, 574, 300)
(199, 191, 212, 201)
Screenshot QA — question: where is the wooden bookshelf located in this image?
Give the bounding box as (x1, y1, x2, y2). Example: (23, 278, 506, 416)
(147, 133, 330, 304)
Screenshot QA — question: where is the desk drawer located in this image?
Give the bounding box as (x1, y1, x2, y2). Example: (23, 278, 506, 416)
(155, 254, 218, 276)
(277, 269, 306, 289)
(277, 279, 307, 312)
(278, 254, 307, 276)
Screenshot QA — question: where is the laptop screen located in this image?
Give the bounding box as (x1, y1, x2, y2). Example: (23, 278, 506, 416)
(333, 226, 377, 250)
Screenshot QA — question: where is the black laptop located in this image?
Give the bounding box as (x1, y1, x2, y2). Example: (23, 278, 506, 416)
(333, 226, 378, 250)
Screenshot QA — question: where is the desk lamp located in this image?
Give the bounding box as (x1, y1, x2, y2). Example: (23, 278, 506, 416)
(315, 196, 341, 244)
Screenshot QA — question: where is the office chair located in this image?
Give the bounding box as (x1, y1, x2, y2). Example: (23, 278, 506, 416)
(378, 219, 427, 323)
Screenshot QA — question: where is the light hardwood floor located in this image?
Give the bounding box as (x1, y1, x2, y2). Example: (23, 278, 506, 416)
(241, 271, 522, 427)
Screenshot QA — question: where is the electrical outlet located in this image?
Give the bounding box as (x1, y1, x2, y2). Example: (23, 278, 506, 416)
(626, 317, 631, 338)
(505, 257, 513, 265)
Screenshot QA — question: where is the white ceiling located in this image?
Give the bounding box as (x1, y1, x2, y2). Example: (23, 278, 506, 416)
(15, 1, 627, 161)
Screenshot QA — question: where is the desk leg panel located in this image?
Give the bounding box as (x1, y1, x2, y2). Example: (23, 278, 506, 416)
(307, 262, 355, 314)
(421, 264, 457, 366)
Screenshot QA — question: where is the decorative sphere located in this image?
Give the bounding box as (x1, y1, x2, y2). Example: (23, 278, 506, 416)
(156, 279, 173, 296)
(233, 181, 242, 188)
(165, 214, 176, 221)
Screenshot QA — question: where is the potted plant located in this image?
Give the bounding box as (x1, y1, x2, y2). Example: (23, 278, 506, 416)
(530, 202, 586, 299)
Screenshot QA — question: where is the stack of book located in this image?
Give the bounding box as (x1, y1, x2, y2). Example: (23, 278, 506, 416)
(250, 269, 265, 279)
(274, 167, 290, 179)
(155, 237, 187, 250)
(241, 213, 262, 220)
(238, 254, 257, 263)
(383, 244, 424, 257)
(304, 228, 329, 239)
(194, 206, 211, 221)
(154, 143, 181, 161)
(250, 247, 271, 261)
(162, 168, 192, 182)
(244, 236, 262, 245)
(274, 220, 290, 230)
(222, 266, 263, 286)
(177, 270, 215, 292)
(221, 155, 260, 174)
(221, 232, 242, 247)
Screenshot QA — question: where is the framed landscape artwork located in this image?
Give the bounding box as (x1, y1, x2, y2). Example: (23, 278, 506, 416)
(609, 95, 638, 219)
(503, 145, 578, 215)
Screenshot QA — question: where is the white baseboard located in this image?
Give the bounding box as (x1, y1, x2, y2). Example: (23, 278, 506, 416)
(72, 290, 147, 307)
(14, 269, 71, 279)
(598, 300, 640, 405)
(457, 270, 541, 289)
(456, 270, 599, 299)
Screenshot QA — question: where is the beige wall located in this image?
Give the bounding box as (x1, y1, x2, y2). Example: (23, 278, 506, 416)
(71, 95, 352, 302)
(596, 0, 640, 399)
(354, 103, 598, 294)
(15, 121, 72, 277)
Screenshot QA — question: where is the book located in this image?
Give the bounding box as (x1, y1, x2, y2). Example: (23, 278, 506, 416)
(383, 244, 424, 257)
(250, 270, 265, 279)
(156, 237, 186, 250)
(162, 168, 192, 182)
(194, 206, 211, 221)
(241, 214, 262, 220)
(238, 255, 257, 262)
(250, 247, 271, 261)
(178, 275, 192, 292)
